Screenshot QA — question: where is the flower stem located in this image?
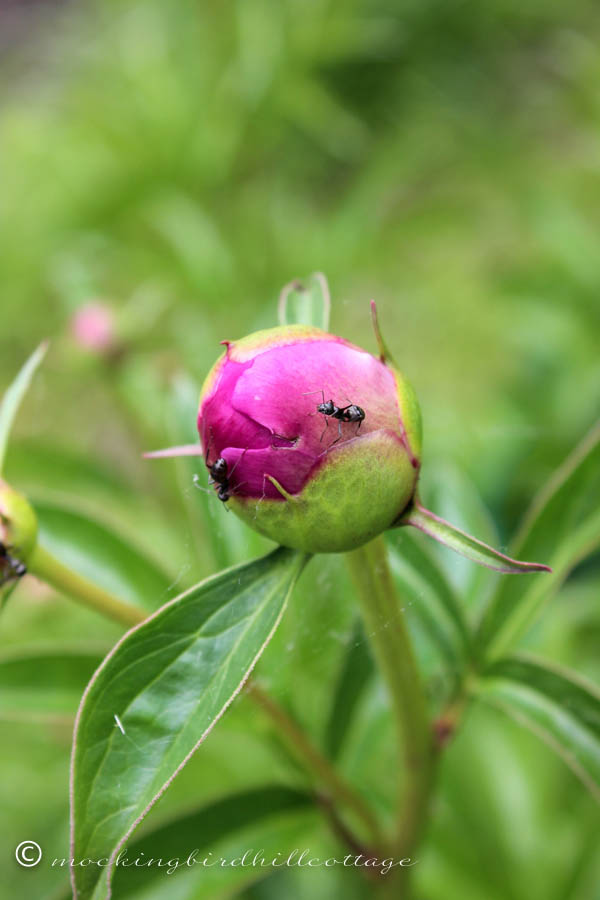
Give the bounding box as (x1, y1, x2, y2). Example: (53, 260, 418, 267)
(28, 544, 146, 629)
(346, 535, 434, 861)
(246, 680, 386, 850)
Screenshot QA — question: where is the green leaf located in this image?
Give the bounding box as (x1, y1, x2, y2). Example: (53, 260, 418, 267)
(0, 646, 105, 720)
(183, 811, 318, 900)
(387, 529, 471, 670)
(475, 655, 600, 801)
(110, 786, 313, 897)
(323, 618, 374, 760)
(476, 422, 600, 659)
(6, 440, 131, 504)
(70, 546, 307, 900)
(277, 272, 331, 331)
(0, 342, 47, 475)
(34, 500, 173, 610)
(399, 500, 551, 575)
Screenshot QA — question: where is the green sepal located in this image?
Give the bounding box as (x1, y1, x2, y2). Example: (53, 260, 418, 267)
(397, 499, 552, 575)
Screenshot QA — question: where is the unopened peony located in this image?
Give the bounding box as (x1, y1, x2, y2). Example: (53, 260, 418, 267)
(196, 325, 421, 553)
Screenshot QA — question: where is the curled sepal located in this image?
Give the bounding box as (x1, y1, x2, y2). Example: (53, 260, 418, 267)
(278, 272, 331, 331)
(397, 499, 552, 575)
(370, 300, 395, 365)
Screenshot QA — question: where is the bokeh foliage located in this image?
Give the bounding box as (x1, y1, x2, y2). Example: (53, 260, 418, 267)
(1, 1, 599, 899)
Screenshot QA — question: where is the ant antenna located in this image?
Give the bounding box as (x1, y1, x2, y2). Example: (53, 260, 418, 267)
(302, 389, 326, 403)
(227, 447, 247, 479)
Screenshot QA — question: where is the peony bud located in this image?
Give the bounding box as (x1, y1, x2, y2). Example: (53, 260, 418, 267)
(145, 295, 549, 573)
(71, 302, 115, 353)
(196, 324, 422, 553)
(145, 288, 550, 572)
(0, 480, 38, 585)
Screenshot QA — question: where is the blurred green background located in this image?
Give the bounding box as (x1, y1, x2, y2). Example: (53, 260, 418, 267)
(1, 1, 599, 899)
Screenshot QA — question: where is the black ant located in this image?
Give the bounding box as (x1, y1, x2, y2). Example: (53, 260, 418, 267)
(202, 438, 245, 504)
(0, 542, 26, 587)
(208, 456, 234, 503)
(304, 390, 366, 445)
